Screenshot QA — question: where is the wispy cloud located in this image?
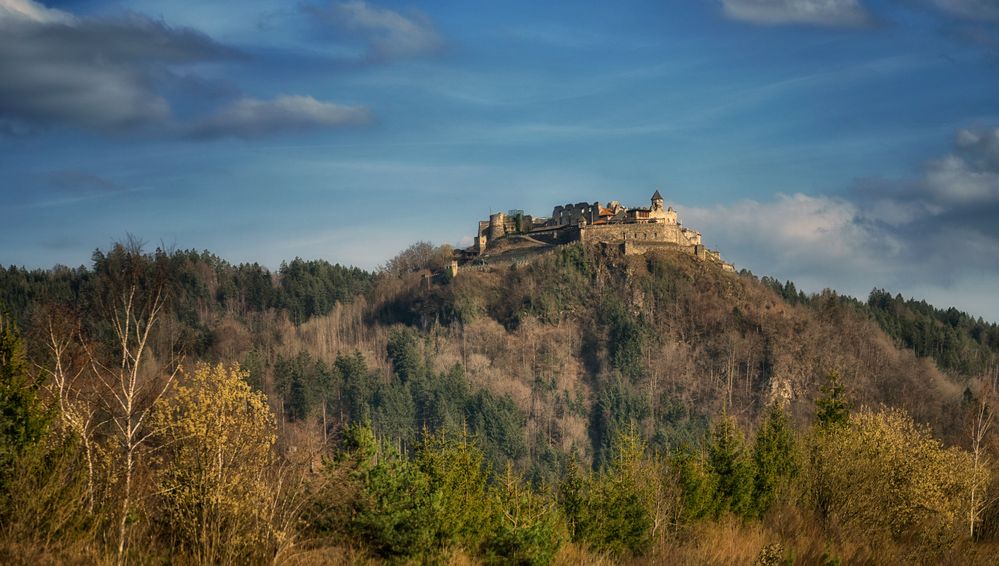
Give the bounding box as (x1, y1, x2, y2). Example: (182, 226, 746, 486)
(0, 0, 73, 25)
(719, 0, 874, 27)
(921, 0, 999, 23)
(498, 23, 659, 50)
(188, 95, 371, 139)
(10, 169, 151, 209)
(46, 170, 126, 193)
(304, 0, 443, 61)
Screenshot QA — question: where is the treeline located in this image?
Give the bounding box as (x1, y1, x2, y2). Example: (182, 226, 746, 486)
(762, 277, 999, 376)
(867, 289, 999, 375)
(0, 242, 372, 332)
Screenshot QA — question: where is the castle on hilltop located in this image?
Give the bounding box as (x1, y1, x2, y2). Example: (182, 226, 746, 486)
(463, 191, 734, 270)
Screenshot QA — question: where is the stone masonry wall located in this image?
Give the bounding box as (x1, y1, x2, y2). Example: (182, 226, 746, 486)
(579, 223, 696, 246)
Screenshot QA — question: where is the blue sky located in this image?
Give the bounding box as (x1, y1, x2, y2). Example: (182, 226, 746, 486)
(2, 0, 999, 319)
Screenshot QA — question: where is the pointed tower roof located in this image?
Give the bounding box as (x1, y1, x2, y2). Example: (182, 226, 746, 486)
(652, 189, 663, 201)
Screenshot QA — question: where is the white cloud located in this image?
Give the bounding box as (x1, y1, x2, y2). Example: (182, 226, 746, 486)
(676, 126, 999, 320)
(955, 126, 999, 169)
(924, 0, 999, 22)
(188, 95, 371, 139)
(682, 193, 894, 277)
(308, 0, 443, 60)
(720, 0, 873, 27)
(0, 0, 74, 26)
(909, 126, 999, 205)
(924, 154, 999, 204)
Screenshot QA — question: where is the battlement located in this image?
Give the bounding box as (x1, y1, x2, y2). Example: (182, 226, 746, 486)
(465, 190, 734, 271)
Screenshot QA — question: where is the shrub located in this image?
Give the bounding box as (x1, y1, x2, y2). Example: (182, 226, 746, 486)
(807, 407, 985, 547)
(151, 363, 281, 565)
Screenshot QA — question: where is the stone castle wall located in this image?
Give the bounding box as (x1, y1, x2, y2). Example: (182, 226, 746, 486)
(530, 225, 581, 245)
(578, 223, 697, 247)
(621, 240, 695, 256)
(552, 202, 600, 226)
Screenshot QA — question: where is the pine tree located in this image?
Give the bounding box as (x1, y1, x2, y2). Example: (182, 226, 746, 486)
(0, 312, 49, 498)
(752, 404, 798, 516)
(707, 415, 756, 517)
(816, 371, 850, 427)
(485, 464, 565, 566)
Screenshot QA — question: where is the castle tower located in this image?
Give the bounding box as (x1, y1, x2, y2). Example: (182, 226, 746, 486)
(475, 221, 489, 254)
(651, 189, 664, 212)
(488, 212, 506, 241)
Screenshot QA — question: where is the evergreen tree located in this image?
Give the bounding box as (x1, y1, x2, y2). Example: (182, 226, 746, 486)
(558, 462, 586, 539)
(0, 312, 49, 499)
(416, 431, 495, 553)
(707, 415, 756, 517)
(342, 423, 436, 559)
(676, 449, 720, 521)
(335, 351, 373, 422)
(274, 352, 320, 422)
(816, 371, 850, 427)
(386, 328, 424, 384)
(752, 404, 798, 516)
(466, 388, 527, 466)
(484, 464, 565, 566)
(561, 429, 660, 557)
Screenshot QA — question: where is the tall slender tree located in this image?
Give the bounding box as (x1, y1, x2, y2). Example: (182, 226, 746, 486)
(86, 240, 183, 563)
(0, 312, 48, 500)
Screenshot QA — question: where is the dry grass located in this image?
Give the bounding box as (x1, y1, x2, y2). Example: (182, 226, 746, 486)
(278, 544, 375, 566)
(554, 543, 617, 566)
(635, 506, 999, 566)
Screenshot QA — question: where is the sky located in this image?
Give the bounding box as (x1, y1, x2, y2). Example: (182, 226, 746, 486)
(2, 0, 999, 320)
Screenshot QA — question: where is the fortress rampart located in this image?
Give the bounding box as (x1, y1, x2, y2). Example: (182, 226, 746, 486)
(578, 222, 700, 247)
(465, 190, 733, 271)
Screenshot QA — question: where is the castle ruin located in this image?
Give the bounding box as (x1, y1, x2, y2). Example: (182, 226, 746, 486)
(466, 191, 734, 270)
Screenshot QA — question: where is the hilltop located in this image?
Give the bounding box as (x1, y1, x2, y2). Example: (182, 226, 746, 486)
(459, 191, 734, 272)
(394, 243, 977, 446)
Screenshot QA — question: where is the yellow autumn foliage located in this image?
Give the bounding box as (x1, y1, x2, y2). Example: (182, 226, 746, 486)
(809, 407, 989, 548)
(152, 363, 278, 565)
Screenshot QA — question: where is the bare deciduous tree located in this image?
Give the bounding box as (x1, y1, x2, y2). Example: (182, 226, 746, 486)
(84, 281, 181, 563)
(74, 238, 185, 563)
(968, 396, 993, 539)
(37, 314, 100, 511)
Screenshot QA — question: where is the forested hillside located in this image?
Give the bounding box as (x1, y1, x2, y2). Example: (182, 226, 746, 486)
(762, 278, 999, 378)
(1, 240, 998, 564)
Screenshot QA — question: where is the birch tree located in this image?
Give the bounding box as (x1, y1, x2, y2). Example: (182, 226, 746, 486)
(37, 313, 100, 511)
(86, 240, 182, 563)
(968, 397, 993, 539)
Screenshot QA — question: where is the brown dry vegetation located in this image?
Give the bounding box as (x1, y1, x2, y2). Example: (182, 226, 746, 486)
(247, 245, 972, 453)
